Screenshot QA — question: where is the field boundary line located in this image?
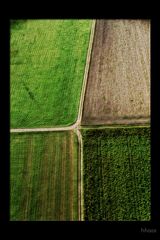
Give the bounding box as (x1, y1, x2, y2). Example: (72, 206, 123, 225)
(74, 128, 84, 221)
(79, 124, 150, 130)
(80, 118, 150, 127)
(10, 122, 80, 133)
(76, 19, 96, 125)
(10, 126, 76, 133)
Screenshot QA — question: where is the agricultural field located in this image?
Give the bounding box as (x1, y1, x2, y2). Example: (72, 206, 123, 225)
(82, 127, 151, 221)
(10, 19, 151, 222)
(10, 20, 92, 128)
(82, 20, 150, 125)
(10, 131, 80, 220)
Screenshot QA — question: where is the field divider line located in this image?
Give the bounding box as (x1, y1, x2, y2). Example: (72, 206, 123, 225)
(76, 19, 96, 125)
(74, 128, 84, 221)
(10, 128, 70, 133)
(10, 124, 78, 133)
(79, 124, 150, 130)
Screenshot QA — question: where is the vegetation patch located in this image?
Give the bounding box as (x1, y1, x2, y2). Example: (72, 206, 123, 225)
(10, 131, 80, 220)
(11, 20, 92, 128)
(82, 127, 150, 221)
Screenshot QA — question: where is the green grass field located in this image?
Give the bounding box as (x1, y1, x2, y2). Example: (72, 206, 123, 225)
(10, 131, 80, 220)
(11, 20, 92, 128)
(82, 127, 150, 221)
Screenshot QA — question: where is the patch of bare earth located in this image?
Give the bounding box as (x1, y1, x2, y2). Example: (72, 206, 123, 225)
(82, 20, 150, 125)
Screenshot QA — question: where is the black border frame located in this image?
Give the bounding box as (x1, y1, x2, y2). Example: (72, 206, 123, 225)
(0, 13, 159, 238)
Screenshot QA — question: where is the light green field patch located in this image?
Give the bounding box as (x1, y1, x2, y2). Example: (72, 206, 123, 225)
(11, 20, 92, 128)
(10, 131, 80, 221)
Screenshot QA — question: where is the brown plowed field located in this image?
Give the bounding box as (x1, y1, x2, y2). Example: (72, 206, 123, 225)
(82, 20, 150, 125)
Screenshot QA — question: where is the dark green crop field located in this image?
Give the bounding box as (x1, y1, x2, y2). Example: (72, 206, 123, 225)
(82, 127, 150, 221)
(10, 131, 80, 220)
(10, 20, 92, 128)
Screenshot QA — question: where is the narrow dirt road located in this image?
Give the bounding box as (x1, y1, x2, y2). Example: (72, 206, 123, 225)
(10, 123, 78, 133)
(74, 128, 84, 221)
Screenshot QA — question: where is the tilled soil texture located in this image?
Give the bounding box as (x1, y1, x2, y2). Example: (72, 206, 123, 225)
(82, 20, 150, 125)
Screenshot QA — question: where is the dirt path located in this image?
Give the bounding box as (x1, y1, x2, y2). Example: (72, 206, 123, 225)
(76, 20, 96, 125)
(10, 124, 78, 133)
(74, 128, 84, 221)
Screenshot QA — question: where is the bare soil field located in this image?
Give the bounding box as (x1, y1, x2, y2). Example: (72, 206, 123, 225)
(82, 20, 150, 125)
